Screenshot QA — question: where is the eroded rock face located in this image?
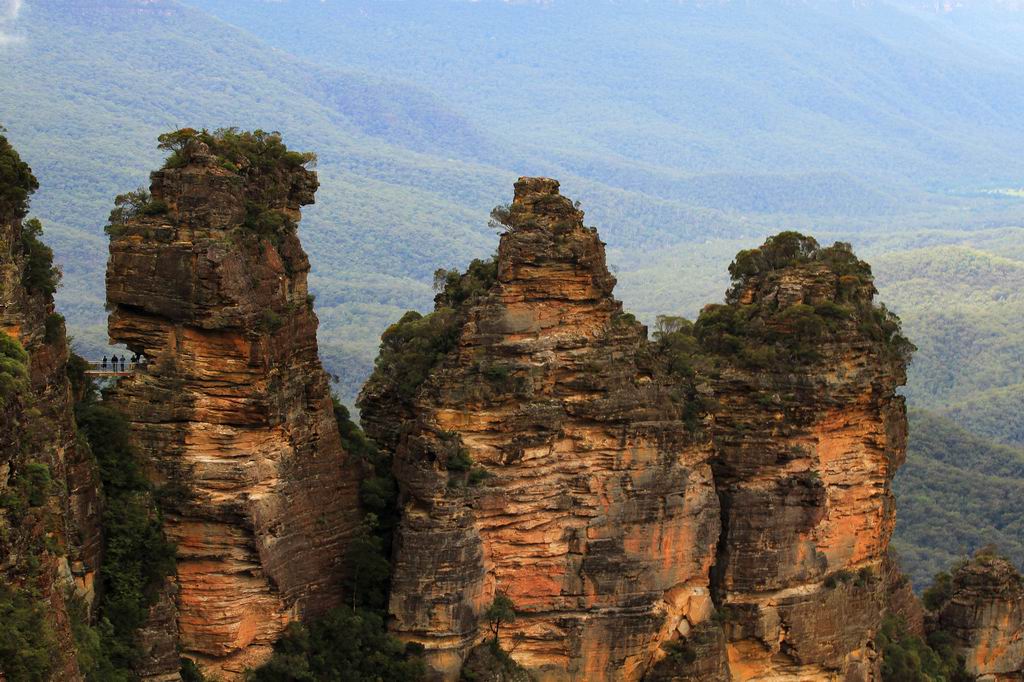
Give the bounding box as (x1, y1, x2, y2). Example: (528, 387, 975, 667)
(704, 245, 909, 680)
(360, 178, 721, 681)
(0, 139, 103, 682)
(104, 146, 361, 679)
(930, 553, 1024, 681)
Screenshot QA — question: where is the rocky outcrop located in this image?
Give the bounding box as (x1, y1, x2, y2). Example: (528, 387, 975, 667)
(104, 136, 362, 679)
(0, 134, 103, 681)
(929, 552, 1024, 681)
(360, 178, 721, 681)
(702, 234, 911, 680)
(363, 194, 914, 681)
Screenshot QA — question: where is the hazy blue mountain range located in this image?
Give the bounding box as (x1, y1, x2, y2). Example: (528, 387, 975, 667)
(1, 0, 1022, 585)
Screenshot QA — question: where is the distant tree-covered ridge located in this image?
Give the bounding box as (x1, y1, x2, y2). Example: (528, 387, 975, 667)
(893, 409, 1024, 590)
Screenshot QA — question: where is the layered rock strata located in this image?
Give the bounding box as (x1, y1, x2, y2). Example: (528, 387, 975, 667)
(929, 552, 1024, 681)
(704, 241, 909, 680)
(360, 178, 722, 681)
(0, 135, 103, 682)
(104, 140, 361, 679)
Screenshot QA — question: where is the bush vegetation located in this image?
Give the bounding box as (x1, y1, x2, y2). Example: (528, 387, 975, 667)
(878, 615, 971, 682)
(0, 332, 29, 407)
(0, 581, 58, 682)
(157, 127, 316, 174)
(74, 377, 177, 674)
(694, 231, 914, 368)
(0, 130, 38, 223)
(104, 188, 168, 237)
(361, 257, 497, 408)
(892, 409, 1024, 589)
(247, 606, 426, 682)
(20, 218, 61, 296)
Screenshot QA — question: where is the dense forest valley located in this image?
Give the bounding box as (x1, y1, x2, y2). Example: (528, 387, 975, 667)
(1, 1, 1023, 681)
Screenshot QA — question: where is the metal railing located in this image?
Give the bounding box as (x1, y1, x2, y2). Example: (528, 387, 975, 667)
(84, 360, 148, 376)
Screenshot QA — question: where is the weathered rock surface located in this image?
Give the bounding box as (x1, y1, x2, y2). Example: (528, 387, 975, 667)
(929, 552, 1024, 681)
(104, 142, 361, 679)
(704, 242, 909, 680)
(361, 178, 721, 681)
(0, 137, 103, 682)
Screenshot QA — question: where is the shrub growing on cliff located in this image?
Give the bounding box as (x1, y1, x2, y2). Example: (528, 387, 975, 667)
(158, 127, 316, 173)
(75, 398, 176, 672)
(485, 592, 517, 644)
(363, 257, 498, 410)
(0, 130, 39, 223)
(877, 615, 971, 682)
(247, 607, 426, 682)
(104, 188, 168, 236)
(20, 218, 61, 296)
(0, 581, 57, 682)
(0, 332, 29, 406)
(697, 232, 915, 367)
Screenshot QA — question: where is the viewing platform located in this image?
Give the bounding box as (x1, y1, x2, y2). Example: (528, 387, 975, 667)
(84, 360, 148, 377)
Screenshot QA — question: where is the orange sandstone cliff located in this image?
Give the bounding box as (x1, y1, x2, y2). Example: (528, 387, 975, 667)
(359, 178, 722, 680)
(362, 181, 916, 681)
(103, 137, 362, 679)
(700, 234, 912, 680)
(928, 551, 1024, 681)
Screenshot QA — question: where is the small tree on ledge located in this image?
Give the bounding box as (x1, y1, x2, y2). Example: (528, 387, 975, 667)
(485, 591, 516, 645)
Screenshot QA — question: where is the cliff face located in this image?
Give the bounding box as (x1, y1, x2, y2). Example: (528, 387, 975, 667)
(0, 135, 103, 681)
(104, 139, 361, 679)
(360, 178, 721, 681)
(703, 239, 910, 680)
(363, 189, 914, 681)
(930, 553, 1024, 680)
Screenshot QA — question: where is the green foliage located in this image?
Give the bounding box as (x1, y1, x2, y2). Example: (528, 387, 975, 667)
(0, 132, 38, 223)
(433, 257, 498, 309)
(180, 657, 208, 682)
(20, 218, 61, 296)
(105, 188, 168, 236)
(877, 615, 971, 682)
(695, 233, 914, 367)
(259, 310, 285, 333)
(75, 400, 176, 672)
(247, 607, 426, 682)
(346, 514, 392, 613)
(922, 571, 956, 612)
(661, 639, 697, 665)
(0, 581, 57, 682)
(446, 446, 473, 473)
(359, 257, 497, 411)
(158, 127, 316, 174)
(44, 312, 65, 344)
(892, 409, 1024, 589)
(68, 592, 132, 682)
(484, 592, 516, 643)
(362, 309, 460, 404)
(0, 332, 29, 406)
(488, 203, 513, 231)
(727, 231, 821, 286)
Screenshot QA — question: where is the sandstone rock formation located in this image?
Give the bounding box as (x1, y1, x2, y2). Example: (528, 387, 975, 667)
(363, 187, 915, 681)
(929, 551, 1024, 681)
(104, 135, 361, 679)
(701, 234, 911, 680)
(360, 178, 722, 681)
(0, 134, 103, 682)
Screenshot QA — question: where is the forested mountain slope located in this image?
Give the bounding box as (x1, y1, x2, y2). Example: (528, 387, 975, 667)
(3, 0, 1024, 404)
(895, 410, 1024, 589)
(2, 0, 1023, 588)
